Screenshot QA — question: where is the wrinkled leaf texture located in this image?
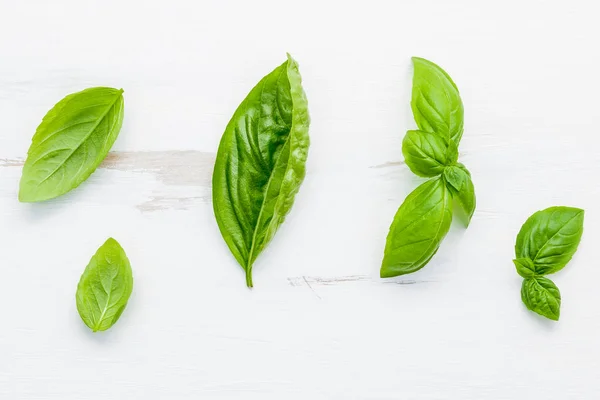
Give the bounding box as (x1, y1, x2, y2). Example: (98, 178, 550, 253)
(212, 55, 309, 287)
(521, 277, 561, 321)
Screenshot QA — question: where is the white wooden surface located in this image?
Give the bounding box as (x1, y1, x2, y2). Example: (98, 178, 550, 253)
(1, 1, 600, 398)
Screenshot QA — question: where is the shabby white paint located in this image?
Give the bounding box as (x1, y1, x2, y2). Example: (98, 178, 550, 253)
(1, 0, 600, 399)
(1, 151, 214, 212)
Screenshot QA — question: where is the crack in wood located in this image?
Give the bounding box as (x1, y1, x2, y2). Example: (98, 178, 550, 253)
(1, 150, 215, 187)
(369, 160, 404, 169)
(1, 150, 216, 212)
(102, 150, 215, 187)
(288, 275, 433, 287)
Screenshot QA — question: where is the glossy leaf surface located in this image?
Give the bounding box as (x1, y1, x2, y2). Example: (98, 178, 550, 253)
(521, 277, 561, 321)
(515, 206, 584, 275)
(444, 165, 476, 227)
(212, 55, 310, 287)
(402, 130, 457, 177)
(381, 177, 452, 277)
(411, 57, 464, 144)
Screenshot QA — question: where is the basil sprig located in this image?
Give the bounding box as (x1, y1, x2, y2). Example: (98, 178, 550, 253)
(514, 206, 584, 321)
(381, 57, 476, 278)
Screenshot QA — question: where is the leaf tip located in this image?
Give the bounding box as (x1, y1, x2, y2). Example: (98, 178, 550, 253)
(540, 308, 560, 321)
(17, 190, 29, 203)
(18, 185, 41, 203)
(286, 52, 296, 65)
(411, 56, 430, 67)
(380, 265, 396, 279)
(286, 53, 299, 72)
(104, 237, 119, 246)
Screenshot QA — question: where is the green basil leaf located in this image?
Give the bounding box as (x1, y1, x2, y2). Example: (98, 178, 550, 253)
(446, 138, 459, 163)
(19, 87, 125, 202)
(212, 54, 310, 287)
(76, 238, 133, 332)
(411, 57, 464, 144)
(442, 165, 465, 192)
(513, 257, 536, 278)
(515, 207, 584, 275)
(443, 165, 476, 227)
(381, 177, 452, 277)
(402, 130, 458, 177)
(521, 277, 561, 321)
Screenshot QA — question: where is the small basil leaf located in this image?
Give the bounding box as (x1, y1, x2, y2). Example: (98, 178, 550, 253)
(515, 207, 584, 275)
(513, 258, 536, 278)
(381, 177, 453, 277)
(76, 238, 133, 332)
(212, 54, 310, 287)
(402, 130, 457, 177)
(444, 165, 476, 227)
(19, 87, 125, 202)
(442, 165, 465, 192)
(411, 57, 464, 144)
(521, 277, 561, 321)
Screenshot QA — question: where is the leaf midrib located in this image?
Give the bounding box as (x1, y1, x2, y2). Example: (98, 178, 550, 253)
(403, 181, 449, 265)
(37, 91, 122, 186)
(532, 211, 582, 264)
(91, 261, 121, 332)
(245, 67, 292, 271)
(246, 138, 290, 270)
(408, 135, 446, 168)
(93, 286, 113, 332)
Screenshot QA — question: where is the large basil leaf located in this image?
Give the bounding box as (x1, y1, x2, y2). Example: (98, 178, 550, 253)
(212, 55, 310, 287)
(521, 277, 561, 321)
(76, 238, 133, 332)
(402, 130, 458, 177)
(381, 177, 453, 277)
(443, 164, 476, 227)
(19, 87, 125, 202)
(411, 57, 464, 144)
(515, 206, 584, 275)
